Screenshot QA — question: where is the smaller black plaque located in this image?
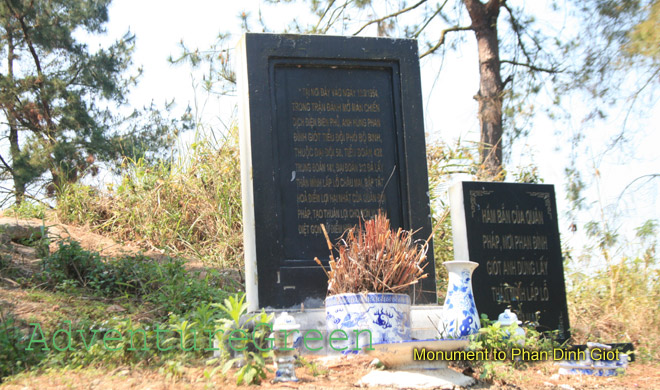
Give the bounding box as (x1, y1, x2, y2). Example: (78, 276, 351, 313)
(451, 181, 570, 340)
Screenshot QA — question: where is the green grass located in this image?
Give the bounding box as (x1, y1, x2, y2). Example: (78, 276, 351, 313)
(4, 201, 49, 220)
(0, 310, 46, 382)
(37, 240, 229, 318)
(23, 289, 109, 324)
(0, 239, 240, 382)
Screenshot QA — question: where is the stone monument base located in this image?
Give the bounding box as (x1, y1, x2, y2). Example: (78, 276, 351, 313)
(267, 305, 445, 355)
(357, 368, 476, 389)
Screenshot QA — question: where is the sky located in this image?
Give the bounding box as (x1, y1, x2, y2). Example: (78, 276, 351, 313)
(92, 0, 659, 265)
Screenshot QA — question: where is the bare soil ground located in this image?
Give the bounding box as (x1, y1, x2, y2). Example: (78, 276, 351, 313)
(1, 358, 659, 390)
(0, 215, 166, 258)
(1, 217, 658, 389)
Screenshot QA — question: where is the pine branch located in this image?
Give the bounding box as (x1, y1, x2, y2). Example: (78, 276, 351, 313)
(5, 0, 57, 140)
(501, 2, 534, 65)
(616, 174, 660, 208)
(420, 25, 473, 58)
(0, 153, 15, 176)
(413, 0, 448, 38)
(501, 59, 559, 73)
(313, 0, 336, 33)
(321, 0, 351, 34)
(353, 0, 427, 35)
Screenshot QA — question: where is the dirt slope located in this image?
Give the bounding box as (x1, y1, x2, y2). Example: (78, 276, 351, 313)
(1, 216, 658, 389)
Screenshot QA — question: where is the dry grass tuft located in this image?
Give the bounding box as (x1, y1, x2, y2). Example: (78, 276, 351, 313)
(56, 130, 243, 268)
(567, 258, 660, 361)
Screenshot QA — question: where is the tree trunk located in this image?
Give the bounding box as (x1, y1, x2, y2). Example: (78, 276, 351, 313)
(463, 0, 504, 179)
(6, 27, 26, 203)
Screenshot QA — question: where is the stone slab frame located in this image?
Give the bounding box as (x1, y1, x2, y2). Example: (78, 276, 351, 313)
(237, 33, 436, 311)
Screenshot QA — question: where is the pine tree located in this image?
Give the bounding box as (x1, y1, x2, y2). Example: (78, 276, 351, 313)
(0, 0, 180, 203)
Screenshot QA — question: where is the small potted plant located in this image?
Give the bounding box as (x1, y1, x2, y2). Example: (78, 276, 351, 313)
(315, 212, 429, 352)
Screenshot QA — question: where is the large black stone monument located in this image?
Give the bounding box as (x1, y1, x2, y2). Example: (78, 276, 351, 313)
(237, 33, 436, 311)
(450, 181, 570, 340)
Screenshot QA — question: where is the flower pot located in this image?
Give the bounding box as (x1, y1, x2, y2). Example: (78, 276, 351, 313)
(439, 260, 481, 338)
(325, 293, 411, 352)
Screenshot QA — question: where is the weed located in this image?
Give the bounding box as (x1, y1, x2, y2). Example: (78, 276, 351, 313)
(14, 228, 50, 258)
(146, 260, 227, 316)
(40, 240, 108, 291)
(567, 255, 659, 361)
(159, 358, 186, 381)
(230, 351, 269, 385)
(0, 254, 9, 271)
(42, 318, 158, 368)
(213, 294, 273, 385)
(163, 303, 225, 359)
(56, 184, 109, 224)
(0, 253, 25, 283)
(297, 356, 328, 377)
(565, 218, 659, 361)
(470, 314, 557, 353)
(467, 314, 559, 380)
(21, 289, 113, 328)
(0, 310, 45, 382)
(106, 254, 162, 297)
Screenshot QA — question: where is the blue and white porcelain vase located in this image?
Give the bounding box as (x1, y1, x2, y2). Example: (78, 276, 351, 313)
(439, 260, 481, 339)
(326, 293, 411, 352)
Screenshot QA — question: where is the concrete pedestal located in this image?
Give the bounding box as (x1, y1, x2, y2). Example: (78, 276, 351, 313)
(271, 305, 445, 355)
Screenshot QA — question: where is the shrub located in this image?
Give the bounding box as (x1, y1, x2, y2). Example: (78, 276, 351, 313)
(145, 257, 227, 315)
(5, 201, 48, 220)
(56, 184, 110, 225)
(467, 314, 559, 380)
(40, 240, 110, 291)
(213, 294, 273, 385)
(565, 218, 659, 361)
(39, 240, 228, 317)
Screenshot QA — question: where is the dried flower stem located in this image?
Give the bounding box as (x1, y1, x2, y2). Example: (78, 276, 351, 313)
(317, 211, 429, 296)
